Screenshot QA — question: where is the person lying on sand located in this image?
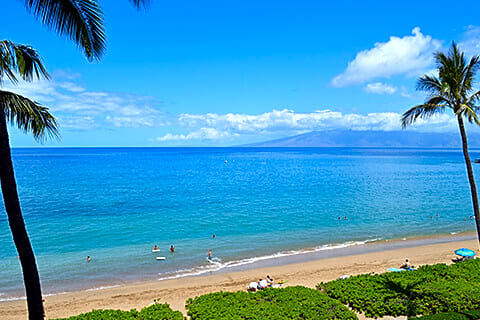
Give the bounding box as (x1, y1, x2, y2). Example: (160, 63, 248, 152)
(258, 278, 268, 289)
(400, 259, 411, 270)
(266, 275, 273, 285)
(452, 256, 465, 263)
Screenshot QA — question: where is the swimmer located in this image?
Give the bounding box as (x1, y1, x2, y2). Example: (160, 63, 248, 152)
(436, 214, 439, 217)
(153, 245, 159, 251)
(170, 245, 175, 253)
(87, 256, 91, 262)
(344, 216, 348, 220)
(208, 249, 212, 260)
(212, 234, 216, 238)
(337, 216, 341, 221)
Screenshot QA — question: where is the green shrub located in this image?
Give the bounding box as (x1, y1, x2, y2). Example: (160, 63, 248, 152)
(317, 259, 480, 318)
(185, 285, 358, 319)
(53, 303, 184, 320)
(409, 309, 480, 319)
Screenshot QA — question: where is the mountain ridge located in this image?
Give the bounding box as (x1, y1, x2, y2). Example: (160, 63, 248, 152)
(241, 130, 480, 148)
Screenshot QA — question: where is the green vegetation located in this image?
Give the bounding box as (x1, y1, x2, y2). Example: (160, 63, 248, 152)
(409, 310, 480, 320)
(318, 259, 480, 318)
(53, 303, 184, 320)
(185, 286, 358, 319)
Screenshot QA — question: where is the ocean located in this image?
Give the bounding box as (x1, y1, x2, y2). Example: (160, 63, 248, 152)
(0, 147, 477, 300)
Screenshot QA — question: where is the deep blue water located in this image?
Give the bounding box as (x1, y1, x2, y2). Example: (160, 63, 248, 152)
(0, 147, 477, 299)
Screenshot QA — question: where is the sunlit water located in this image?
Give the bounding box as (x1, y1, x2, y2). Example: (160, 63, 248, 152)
(0, 147, 477, 299)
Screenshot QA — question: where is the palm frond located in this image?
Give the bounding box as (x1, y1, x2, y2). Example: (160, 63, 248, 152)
(458, 103, 480, 126)
(0, 90, 59, 141)
(0, 40, 49, 84)
(467, 90, 480, 105)
(24, 0, 105, 61)
(401, 103, 446, 128)
(461, 55, 480, 95)
(425, 95, 452, 108)
(416, 75, 442, 94)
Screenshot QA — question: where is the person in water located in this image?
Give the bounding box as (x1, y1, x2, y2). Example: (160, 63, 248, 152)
(208, 249, 212, 260)
(87, 256, 91, 262)
(400, 259, 411, 270)
(212, 234, 216, 238)
(170, 245, 175, 253)
(153, 245, 159, 251)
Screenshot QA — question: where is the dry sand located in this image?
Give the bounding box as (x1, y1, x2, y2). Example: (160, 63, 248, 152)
(1, 237, 477, 320)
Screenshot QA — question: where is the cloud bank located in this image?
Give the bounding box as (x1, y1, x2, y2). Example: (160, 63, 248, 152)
(157, 109, 459, 143)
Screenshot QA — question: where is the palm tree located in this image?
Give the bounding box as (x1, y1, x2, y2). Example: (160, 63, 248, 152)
(1, 40, 58, 320)
(1, 1, 148, 319)
(402, 42, 480, 248)
(23, 0, 151, 61)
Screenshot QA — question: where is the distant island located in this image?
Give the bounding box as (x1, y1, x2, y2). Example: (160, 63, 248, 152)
(241, 130, 480, 148)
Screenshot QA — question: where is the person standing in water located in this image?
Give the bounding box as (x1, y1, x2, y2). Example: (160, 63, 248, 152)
(208, 249, 212, 260)
(87, 256, 91, 262)
(170, 245, 175, 253)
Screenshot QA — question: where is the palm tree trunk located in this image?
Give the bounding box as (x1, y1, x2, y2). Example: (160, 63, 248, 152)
(0, 110, 44, 319)
(457, 116, 480, 249)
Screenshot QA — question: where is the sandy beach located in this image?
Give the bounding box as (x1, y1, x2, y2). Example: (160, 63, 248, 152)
(1, 236, 477, 320)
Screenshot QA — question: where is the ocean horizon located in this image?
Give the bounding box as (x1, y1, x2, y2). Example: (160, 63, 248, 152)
(0, 147, 477, 300)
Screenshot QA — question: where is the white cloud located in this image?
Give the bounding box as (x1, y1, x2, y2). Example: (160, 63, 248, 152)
(156, 109, 460, 143)
(3, 75, 165, 130)
(332, 27, 442, 87)
(157, 128, 231, 141)
(364, 82, 397, 94)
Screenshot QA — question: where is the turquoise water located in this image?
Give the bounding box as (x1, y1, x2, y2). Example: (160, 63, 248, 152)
(0, 147, 477, 300)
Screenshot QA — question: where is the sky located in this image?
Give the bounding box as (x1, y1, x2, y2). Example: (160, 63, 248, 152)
(3, 0, 480, 146)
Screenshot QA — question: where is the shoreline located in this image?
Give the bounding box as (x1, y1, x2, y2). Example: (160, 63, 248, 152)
(1, 231, 475, 302)
(1, 233, 477, 319)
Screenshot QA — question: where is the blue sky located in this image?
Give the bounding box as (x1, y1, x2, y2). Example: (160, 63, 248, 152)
(3, 0, 480, 146)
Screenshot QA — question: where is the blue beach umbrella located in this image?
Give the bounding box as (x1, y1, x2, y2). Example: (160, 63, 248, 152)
(455, 248, 476, 257)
